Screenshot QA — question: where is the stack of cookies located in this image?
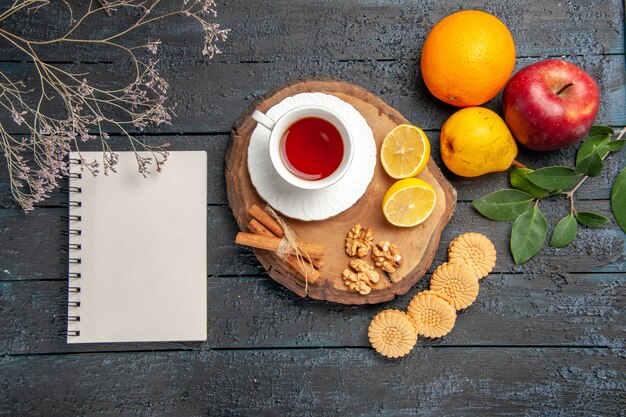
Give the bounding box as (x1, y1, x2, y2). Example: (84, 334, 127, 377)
(368, 232, 497, 358)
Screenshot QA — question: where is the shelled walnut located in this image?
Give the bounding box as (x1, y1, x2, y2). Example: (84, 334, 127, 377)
(345, 224, 374, 258)
(342, 259, 380, 295)
(372, 240, 403, 273)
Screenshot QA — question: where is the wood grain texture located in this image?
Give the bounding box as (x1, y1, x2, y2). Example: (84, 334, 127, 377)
(0, 200, 623, 284)
(226, 80, 456, 304)
(1, 132, 623, 209)
(1, 348, 624, 416)
(0, 0, 624, 415)
(1, 0, 623, 62)
(0, 272, 623, 355)
(1, 55, 624, 136)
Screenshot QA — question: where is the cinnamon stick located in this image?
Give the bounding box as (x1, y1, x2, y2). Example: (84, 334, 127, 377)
(248, 205, 323, 267)
(292, 259, 320, 283)
(248, 205, 284, 238)
(310, 257, 324, 270)
(235, 232, 326, 259)
(243, 221, 321, 283)
(247, 218, 273, 236)
(248, 219, 324, 269)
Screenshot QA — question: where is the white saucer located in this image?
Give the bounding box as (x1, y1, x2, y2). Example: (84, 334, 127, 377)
(248, 92, 377, 221)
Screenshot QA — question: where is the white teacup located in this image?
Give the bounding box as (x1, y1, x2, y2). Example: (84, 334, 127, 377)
(252, 105, 354, 190)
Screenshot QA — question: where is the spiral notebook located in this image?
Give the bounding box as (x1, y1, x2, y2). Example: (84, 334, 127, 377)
(66, 151, 207, 343)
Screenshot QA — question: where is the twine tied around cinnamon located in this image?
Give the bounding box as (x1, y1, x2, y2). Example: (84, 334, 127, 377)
(264, 205, 313, 294)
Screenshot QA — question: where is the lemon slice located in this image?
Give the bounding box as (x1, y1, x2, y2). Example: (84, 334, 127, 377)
(381, 124, 431, 179)
(382, 178, 437, 227)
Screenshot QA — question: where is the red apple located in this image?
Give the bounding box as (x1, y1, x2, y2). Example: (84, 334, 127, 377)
(502, 59, 600, 151)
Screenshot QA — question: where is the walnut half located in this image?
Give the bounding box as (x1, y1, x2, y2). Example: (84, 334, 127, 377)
(372, 240, 403, 273)
(342, 259, 380, 295)
(345, 224, 374, 258)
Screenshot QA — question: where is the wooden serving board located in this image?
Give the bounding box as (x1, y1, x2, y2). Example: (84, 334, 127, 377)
(226, 79, 456, 304)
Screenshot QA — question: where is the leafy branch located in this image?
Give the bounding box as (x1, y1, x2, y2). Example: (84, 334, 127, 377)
(473, 125, 626, 264)
(0, 0, 229, 211)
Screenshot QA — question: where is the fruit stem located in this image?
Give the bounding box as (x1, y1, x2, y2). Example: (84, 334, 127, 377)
(556, 82, 575, 95)
(511, 160, 529, 169)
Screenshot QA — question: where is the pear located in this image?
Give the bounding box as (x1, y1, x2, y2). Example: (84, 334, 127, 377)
(440, 107, 517, 177)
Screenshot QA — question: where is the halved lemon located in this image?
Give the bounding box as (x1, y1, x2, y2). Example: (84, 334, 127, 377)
(380, 124, 431, 179)
(382, 178, 437, 227)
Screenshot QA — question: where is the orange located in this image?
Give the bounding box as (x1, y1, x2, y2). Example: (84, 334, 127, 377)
(420, 10, 516, 107)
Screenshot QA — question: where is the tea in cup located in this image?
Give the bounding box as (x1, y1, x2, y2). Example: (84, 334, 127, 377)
(252, 105, 354, 190)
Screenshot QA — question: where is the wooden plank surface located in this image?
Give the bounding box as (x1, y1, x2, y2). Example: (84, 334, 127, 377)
(0, 131, 624, 209)
(0, 272, 623, 355)
(1, 0, 624, 62)
(0, 0, 624, 415)
(1, 200, 623, 284)
(1, 55, 624, 136)
(1, 348, 624, 417)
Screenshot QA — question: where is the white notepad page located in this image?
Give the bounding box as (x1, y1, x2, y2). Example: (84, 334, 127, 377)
(67, 151, 207, 343)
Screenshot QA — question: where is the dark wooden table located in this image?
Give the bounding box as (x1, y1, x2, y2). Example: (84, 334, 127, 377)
(1, 1, 624, 415)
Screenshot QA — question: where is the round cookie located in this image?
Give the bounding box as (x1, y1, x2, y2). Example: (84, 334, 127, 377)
(448, 232, 497, 280)
(368, 309, 418, 358)
(407, 291, 456, 338)
(430, 262, 479, 310)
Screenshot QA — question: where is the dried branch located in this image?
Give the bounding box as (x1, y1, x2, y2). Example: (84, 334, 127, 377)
(0, 0, 229, 211)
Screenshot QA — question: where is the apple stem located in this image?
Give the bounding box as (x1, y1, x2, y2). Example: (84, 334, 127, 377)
(511, 160, 529, 169)
(555, 82, 575, 95)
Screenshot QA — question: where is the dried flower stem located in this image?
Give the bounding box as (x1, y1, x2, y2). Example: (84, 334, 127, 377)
(0, 0, 229, 211)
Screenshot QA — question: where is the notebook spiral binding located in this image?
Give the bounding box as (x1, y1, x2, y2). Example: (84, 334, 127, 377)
(66, 159, 82, 338)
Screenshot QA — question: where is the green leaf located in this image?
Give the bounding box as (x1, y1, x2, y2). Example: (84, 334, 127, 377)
(510, 205, 548, 264)
(588, 135, 611, 157)
(550, 214, 578, 247)
(588, 125, 614, 136)
(610, 167, 626, 234)
(575, 211, 610, 228)
(472, 189, 534, 222)
(575, 135, 609, 176)
(575, 149, 604, 177)
(581, 134, 611, 151)
(606, 139, 626, 152)
(526, 167, 583, 192)
(575, 135, 611, 177)
(510, 167, 550, 198)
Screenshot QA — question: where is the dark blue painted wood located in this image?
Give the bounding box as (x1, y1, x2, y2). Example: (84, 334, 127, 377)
(0, 0, 624, 415)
